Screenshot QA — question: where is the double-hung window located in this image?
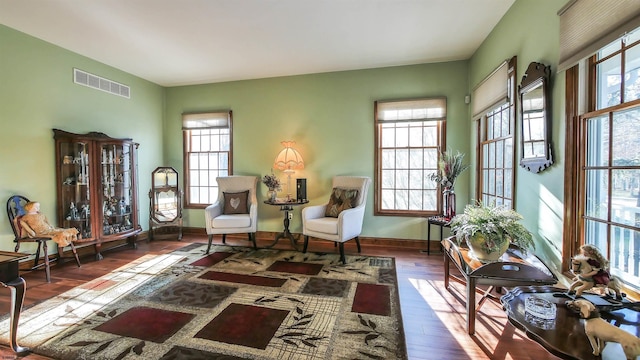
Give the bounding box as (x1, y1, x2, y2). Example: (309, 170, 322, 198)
(474, 57, 517, 208)
(374, 98, 446, 216)
(561, 0, 640, 295)
(580, 36, 640, 293)
(182, 111, 232, 208)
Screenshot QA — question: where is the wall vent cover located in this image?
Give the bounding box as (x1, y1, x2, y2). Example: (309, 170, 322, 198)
(73, 68, 130, 99)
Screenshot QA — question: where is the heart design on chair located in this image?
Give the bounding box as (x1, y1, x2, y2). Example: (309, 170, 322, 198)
(230, 197, 240, 210)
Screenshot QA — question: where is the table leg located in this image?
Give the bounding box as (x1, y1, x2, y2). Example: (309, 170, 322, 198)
(467, 277, 476, 335)
(5, 277, 30, 354)
(421, 221, 432, 255)
(265, 208, 298, 250)
(443, 251, 450, 289)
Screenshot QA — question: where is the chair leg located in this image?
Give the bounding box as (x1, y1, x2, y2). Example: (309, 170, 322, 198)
(338, 243, 346, 264)
(69, 242, 81, 267)
(42, 240, 51, 283)
(355, 237, 361, 253)
(303, 235, 309, 253)
(249, 233, 257, 249)
(206, 235, 213, 254)
(33, 241, 42, 268)
(222, 234, 226, 244)
(14, 242, 20, 252)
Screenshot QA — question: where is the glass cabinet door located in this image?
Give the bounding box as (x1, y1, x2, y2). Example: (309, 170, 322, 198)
(58, 141, 92, 240)
(100, 143, 134, 236)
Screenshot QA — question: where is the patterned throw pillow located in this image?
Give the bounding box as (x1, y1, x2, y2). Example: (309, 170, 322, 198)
(324, 188, 359, 218)
(222, 191, 249, 214)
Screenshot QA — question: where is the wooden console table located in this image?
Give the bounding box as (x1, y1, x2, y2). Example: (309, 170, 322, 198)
(501, 286, 640, 360)
(442, 237, 557, 335)
(0, 251, 30, 354)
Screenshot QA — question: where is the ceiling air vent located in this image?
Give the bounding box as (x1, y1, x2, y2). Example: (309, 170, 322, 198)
(73, 68, 131, 99)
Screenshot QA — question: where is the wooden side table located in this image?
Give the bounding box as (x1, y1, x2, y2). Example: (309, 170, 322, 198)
(264, 199, 309, 250)
(501, 286, 640, 360)
(441, 237, 557, 335)
(0, 251, 30, 354)
(422, 216, 450, 255)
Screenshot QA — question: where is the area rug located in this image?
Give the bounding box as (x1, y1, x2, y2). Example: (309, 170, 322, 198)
(0, 244, 406, 360)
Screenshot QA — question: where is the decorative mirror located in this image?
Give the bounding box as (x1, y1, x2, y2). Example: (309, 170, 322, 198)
(149, 167, 182, 240)
(519, 62, 553, 173)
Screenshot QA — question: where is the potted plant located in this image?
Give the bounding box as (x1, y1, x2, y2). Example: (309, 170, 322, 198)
(450, 202, 535, 261)
(262, 171, 281, 202)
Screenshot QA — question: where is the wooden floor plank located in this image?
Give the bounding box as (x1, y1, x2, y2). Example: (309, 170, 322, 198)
(0, 235, 560, 359)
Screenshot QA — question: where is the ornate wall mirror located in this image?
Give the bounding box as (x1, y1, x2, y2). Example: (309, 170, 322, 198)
(149, 166, 182, 240)
(519, 62, 553, 173)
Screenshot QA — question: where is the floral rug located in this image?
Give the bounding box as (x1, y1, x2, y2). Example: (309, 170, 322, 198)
(0, 244, 406, 359)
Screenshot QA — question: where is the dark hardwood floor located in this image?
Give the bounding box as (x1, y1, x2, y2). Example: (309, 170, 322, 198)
(0, 235, 560, 359)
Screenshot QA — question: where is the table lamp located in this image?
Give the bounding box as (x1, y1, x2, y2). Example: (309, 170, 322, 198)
(273, 140, 304, 200)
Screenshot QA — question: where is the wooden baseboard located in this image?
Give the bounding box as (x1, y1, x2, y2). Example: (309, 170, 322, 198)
(183, 227, 429, 250)
(21, 228, 433, 271)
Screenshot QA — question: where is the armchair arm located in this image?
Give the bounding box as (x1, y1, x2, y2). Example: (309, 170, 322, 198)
(302, 203, 328, 221)
(204, 202, 222, 225)
(337, 205, 366, 241)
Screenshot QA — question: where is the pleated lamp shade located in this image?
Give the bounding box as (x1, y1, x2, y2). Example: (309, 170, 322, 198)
(273, 141, 304, 173)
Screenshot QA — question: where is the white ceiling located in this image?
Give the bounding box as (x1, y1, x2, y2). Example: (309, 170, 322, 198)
(0, 0, 515, 87)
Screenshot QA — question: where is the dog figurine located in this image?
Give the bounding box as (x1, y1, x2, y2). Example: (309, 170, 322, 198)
(566, 299, 640, 359)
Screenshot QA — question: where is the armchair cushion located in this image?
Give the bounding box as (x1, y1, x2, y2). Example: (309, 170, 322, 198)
(325, 188, 359, 218)
(222, 190, 249, 215)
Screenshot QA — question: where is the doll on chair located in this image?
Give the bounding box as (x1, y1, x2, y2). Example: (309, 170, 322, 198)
(20, 201, 79, 247)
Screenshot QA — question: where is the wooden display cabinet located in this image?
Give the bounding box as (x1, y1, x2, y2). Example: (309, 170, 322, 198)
(53, 129, 142, 260)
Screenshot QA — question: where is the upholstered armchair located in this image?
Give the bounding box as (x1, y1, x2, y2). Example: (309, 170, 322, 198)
(204, 176, 258, 253)
(301, 176, 371, 263)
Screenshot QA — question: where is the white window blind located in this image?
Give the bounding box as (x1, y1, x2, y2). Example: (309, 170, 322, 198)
(182, 111, 231, 129)
(376, 98, 446, 122)
(558, 0, 640, 71)
(471, 60, 509, 119)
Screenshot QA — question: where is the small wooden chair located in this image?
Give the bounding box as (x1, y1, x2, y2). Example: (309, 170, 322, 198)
(6, 195, 81, 282)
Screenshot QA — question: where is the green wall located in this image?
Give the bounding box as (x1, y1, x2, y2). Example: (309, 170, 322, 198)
(469, 0, 566, 276)
(1, 0, 571, 267)
(0, 24, 165, 253)
(165, 63, 471, 239)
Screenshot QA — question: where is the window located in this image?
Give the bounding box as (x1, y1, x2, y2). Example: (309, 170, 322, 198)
(565, 29, 640, 295)
(475, 57, 517, 208)
(580, 35, 640, 293)
(374, 98, 446, 216)
(182, 111, 232, 208)
(479, 103, 515, 207)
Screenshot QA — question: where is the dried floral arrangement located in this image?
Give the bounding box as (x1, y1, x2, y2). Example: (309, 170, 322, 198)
(262, 172, 281, 190)
(429, 149, 470, 189)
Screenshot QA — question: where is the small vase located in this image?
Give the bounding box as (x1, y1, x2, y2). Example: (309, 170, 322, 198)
(466, 232, 509, 262)
(443, 187, 456, 219)
(268, 188, 277, 202)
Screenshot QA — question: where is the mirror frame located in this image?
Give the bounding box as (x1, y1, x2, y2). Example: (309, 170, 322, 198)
(150, 166, 181, 224)
(519, 62, 553, 173)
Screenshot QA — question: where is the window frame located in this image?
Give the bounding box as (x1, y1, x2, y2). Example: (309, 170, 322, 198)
(182, 110, 233, 209)
(564, 37, 640, 296)
(373, 98, 447, 216)
(476, 57, 517, 208)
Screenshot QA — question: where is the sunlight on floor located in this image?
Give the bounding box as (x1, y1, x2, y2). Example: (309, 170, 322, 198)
(0, 253, 184, 346)
(409, 277, 530, 360)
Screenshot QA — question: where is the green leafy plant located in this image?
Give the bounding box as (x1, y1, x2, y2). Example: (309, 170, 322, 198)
(428, 149, 470, 189)
(450, 202, 535, 253)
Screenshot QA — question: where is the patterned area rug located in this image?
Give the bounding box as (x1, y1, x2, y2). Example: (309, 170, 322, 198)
(0, 244, 406, 359)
